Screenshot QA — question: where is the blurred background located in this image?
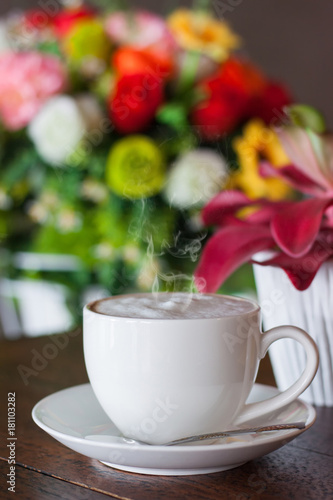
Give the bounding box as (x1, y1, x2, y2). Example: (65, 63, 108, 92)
(0, 0, 331, 339)
(2, 0, 333, 126)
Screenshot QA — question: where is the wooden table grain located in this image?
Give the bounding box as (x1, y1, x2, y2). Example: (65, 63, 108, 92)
(0, 331, 332, 500)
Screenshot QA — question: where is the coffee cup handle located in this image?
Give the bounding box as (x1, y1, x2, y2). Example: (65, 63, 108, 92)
(233, 326, 319, 426)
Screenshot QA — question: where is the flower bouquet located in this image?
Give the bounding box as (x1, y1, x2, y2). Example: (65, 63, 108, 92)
(0, 0, 291, 332)
(195, 106, 333, 405)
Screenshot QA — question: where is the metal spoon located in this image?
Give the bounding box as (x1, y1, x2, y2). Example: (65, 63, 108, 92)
(164, 421, 306, 446)
(119, 422, 306, 447)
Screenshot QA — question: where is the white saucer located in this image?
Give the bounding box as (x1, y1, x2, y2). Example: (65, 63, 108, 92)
(32, 383, 316, 476)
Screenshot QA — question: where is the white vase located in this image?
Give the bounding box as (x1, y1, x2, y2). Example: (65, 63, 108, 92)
(253, 257, 333, 406)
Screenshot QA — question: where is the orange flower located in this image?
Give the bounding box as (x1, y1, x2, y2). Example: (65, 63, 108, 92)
(112, 47, 173, 79)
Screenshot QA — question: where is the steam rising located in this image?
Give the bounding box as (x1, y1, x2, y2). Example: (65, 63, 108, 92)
(127, 198, 207, 311)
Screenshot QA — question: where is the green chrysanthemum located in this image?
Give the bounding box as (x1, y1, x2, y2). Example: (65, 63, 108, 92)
(106, 136, 165, 199)
(64, 19, 111, 63)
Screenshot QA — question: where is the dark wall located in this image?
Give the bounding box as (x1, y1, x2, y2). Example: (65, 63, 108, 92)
(1, 0, 333, 127)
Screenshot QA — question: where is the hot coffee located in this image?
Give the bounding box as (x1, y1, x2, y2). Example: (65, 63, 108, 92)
(88, 292, 257, 320)
(84, 292, 318, 444)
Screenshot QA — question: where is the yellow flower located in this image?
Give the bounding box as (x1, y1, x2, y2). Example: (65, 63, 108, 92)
(167, 9, 240, 62)
(230, 120, 292, 200)
(63, 19, 111, 66)
(106, 136, 165, 199)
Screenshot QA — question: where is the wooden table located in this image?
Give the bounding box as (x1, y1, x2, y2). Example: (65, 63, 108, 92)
(0, 331, 332, 499)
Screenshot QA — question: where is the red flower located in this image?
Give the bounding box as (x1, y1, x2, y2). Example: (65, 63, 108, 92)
(53, 6, 95, 38)
(191, 58, 266, 141)
(216, 57, 266, 105)
(250, 81, 292, 124)
(109, 73, 164, 134)
(191, 88, 245, 141)
(23, 9, 53, 32)
(195, 125, 333, 291)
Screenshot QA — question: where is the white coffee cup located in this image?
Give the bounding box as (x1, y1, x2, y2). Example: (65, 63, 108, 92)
(83, 292, 319, 445)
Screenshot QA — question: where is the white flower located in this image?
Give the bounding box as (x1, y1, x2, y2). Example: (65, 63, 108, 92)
(27, 191, 59, 224)
(81, 179, 108, 203)
(40, 191, 59, 208)
(56, 209, 82, 233)
(28, 201, 49, 223)
(163, 149, 228, 209)
(93, 242, 115, 260)
(28, 95, 86, 166)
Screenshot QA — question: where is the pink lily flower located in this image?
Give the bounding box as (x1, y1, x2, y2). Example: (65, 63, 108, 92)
(195, 126, 333, 292)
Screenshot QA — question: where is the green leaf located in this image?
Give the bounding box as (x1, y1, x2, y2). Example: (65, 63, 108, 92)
(287, 104, 326, 133)
(1, 146, 41, 189)
(156, 103, 189, 132)
(37, 40, 62, 57)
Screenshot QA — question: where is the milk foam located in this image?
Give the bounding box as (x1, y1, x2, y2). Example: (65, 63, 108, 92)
(89, 293, 257, 319)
